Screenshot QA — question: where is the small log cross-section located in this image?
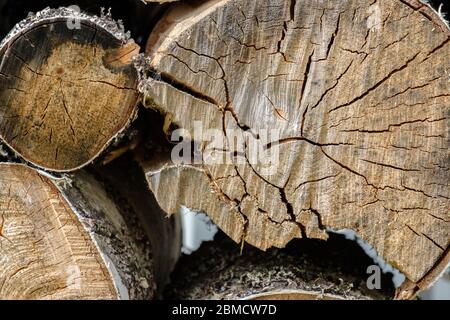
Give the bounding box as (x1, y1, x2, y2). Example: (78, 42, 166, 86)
(0, 163, 161, 300)
(0, 8, 140, 172)
(140, 0, 450, 295)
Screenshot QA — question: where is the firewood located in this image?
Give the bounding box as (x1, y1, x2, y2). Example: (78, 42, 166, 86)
(143, 0, 179, 3)
(95, 155, 182, 292)
(0, 162, 180, 299)
(0, 8, 140, 172)
(139, 0, 450, 298)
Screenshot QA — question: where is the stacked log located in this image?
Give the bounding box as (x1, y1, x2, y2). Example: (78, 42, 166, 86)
(0, 0, 448, 299)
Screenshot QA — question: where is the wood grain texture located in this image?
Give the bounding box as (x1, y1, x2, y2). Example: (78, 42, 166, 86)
(0, 163, 116, 299)
(141, 0, 450, 289)
(0, 9, 139, 171)
(0, 163, 157, 299)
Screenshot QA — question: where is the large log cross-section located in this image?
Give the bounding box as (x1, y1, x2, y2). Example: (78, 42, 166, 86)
(139, 0, 450, 295)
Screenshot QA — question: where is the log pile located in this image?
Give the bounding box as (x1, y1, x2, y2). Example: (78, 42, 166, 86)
(0, 0, 448, 300)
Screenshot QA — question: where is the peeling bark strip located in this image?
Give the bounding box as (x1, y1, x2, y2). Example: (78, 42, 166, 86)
(0, 163, 157, 299)
(0, 8, 140, 172)
(165, 232, 395, 300)
(141, 0, 450, 290)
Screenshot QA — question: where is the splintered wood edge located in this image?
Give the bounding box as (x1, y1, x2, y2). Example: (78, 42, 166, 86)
(0, 162, 157, 299)
(0, 8, 131, 49)
(142, 0, 450, 298)
(0, 163, 118, 299)
(0, 7, 140, 172)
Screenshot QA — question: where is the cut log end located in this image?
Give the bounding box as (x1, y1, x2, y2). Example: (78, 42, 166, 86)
(0, 163, 117, 299)
(141, 0, 450, 295)
(165, 232, 395, 300)
(0, 162, 162, 300)
(0, 9, 140, 172)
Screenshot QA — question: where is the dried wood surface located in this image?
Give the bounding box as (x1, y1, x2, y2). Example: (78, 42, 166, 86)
(140, 0, 450, 291)
(0, 8, 139, 171)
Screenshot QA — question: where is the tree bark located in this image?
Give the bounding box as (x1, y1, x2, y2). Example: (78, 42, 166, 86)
(139, 0, 450, 298)
(165, 231, 395, 300)
(0, 8, 140, 172)
(95, 154, 182, 293)
(0, 162, 180, 299)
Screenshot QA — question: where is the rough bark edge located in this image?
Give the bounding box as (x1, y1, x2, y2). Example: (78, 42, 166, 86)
(0, 162, 121, 299)
(49, 169, 156, 299)
(401, 0, 450, 34)
(395, 247, 450, 299)
(0, 7, 130, 49)
(363, 0, 450, 299)
(165, 232, 395, 300)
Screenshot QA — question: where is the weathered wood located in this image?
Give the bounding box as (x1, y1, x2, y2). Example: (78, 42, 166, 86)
(0, 8, 140, 171)
(0, 162, 179, 299)
(140, 0, 450, 297)
(165, 231, 395, 300)
(95, 154, 182, 294)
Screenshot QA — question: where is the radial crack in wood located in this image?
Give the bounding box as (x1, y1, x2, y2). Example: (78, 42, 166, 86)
(140, 0, 450, 293)
(0, 8, 140, 172)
